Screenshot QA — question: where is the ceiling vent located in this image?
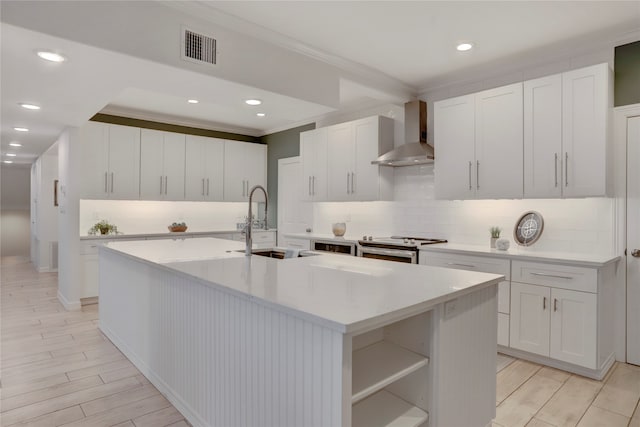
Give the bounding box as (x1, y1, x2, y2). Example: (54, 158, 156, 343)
(182, 27, 217, 66)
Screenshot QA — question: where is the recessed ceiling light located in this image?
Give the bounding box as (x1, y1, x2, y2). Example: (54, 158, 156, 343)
(245, 99, 262, 106)
(256, 113, 266, 117)
(9, 142, 22, 147)
(6, 153, 17, 157)
(3, 160, 13, 164)
(19, 103, 41, 110)
(14, 127, 29, 132)
(456, 43, 474, 52)
(187, 99, 199, 104)
(36, 51, 66, 62)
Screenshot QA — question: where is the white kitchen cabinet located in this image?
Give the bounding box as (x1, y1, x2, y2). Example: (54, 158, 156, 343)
(80, 122, 141, 199)
(326, 116, 394, 201)
(524, 63, 611, 198)
(434, 83, 523, 199)
(140, 129, 185, 200)
(185, 135, 224, 201)
(280, 236, 311, 250)
(224, 140, 267, 201)
(300, 127, 328, 201)
(510, 282, 597, 368)
(419, 251, 511, 346)
(562, 63, 610, 197)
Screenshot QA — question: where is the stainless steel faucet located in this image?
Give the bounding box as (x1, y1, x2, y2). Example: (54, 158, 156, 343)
(245, 185, 269, 256)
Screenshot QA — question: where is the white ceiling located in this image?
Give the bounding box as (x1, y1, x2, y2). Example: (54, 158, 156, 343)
(1, 1, 639, 167)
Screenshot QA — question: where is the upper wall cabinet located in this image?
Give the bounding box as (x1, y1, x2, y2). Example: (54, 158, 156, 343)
(223, 141, 267, 201)
(434, 83, 523, 199)
(185, 135, 224, 201)
(140, 129, 186, 201)
(300, 127, 328, 201)
(80, 122, 141, 200)
(326, 116, 394, 201)
(524, 63, 611, 198)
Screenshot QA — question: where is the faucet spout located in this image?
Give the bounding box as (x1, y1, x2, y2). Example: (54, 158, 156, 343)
(246, 185, 269, 256)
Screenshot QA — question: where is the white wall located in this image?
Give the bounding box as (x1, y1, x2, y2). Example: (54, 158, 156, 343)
(30, 149, 59, 271)
(1, 165, 31, 257)
(79, 200, 255, 235)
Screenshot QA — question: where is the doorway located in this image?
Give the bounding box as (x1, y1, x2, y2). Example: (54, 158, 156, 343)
(627, 113, 640, 365)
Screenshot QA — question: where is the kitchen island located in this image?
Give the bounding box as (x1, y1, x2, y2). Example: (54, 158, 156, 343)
(99, 238, 503, 427)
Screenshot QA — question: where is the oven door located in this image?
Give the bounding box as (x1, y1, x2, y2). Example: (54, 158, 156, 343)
(358, 246, 417, 264)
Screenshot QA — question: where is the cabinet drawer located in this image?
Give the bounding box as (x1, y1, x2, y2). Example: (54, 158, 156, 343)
(511, 261, 597, 293)
(420, 252, 510, 279)
(253, 231, 276, 244)
(281, 237, 311, 250)
(80, 241, 105, 255)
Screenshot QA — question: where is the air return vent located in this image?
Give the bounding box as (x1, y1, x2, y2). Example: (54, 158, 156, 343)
(182, 27, 217, 65)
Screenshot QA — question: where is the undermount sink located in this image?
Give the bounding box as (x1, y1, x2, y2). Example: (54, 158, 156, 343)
(232, 248, 320, 259)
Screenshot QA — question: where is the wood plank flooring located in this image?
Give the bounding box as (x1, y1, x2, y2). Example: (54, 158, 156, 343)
(2, 256, 639, 426)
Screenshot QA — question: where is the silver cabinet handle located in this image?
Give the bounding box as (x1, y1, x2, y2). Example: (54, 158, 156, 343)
(104, 172, 108, 193)
(554, 298, 558, 312)
(565, 152, 569, 187)
(346, 173, 350, 194)
(446, 262, 476, 268)
(309, 176, 312, 196)
(110, 173, 114, 193)
(468, 161, 472, 190)
(543, 296, 547, 310)
(476, 160, 480, 190)
(632, 249, 640, 257)
(554, 153, 558, 188)
(202, 178, 205, 196)
(164, 176, 168, 195)
(530, 272, 573, 280)
(206, 178, 210, 196)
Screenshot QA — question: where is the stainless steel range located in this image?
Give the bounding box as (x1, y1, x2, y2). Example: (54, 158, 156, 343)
(357, 236, 447, 264)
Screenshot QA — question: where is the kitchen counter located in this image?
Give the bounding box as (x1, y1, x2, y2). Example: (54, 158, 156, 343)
(420, 242, 619, 267)
(99, 237, 501, 427)
(81, 228, 277, 240)
(281, 231, 361, 244)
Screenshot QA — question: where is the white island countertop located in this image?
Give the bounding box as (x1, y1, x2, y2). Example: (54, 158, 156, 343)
(419, 242, 619, 267)
(104, 238, 503, 334)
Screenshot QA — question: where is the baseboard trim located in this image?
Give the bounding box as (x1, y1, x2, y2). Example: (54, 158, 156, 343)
(498, 345, 616, 380)
(99, 325, 207, 427)
(81, 296, 99, 306)
(57, 290, 81, 311)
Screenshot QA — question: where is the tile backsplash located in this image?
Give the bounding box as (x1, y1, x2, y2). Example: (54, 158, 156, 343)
(312, 165, 615, 255)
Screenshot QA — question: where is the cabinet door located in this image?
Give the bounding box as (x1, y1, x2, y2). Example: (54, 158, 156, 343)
(311, 128, 328, 201)
(224, 140, 248, 201)
(524, 74, 562, 198)
(549, 288, 597, 368)
(79, 121, 110, 198)
(184, 135, 207, 200)
(562, 63, 609, 197)
(353, 116, 381, 201)
(162, 132, 185, 200)
(475, 83, 523, 199)
(327, 122, 354, 201)
(245, 143, 267, 193)
(300, 130, 315, 201)
(203, 138, 224, 201)
(434, 95, 476, 199)
(510, 282, 550, 357)
(140, 129, 165, 199)
(108, 124, 140, 200)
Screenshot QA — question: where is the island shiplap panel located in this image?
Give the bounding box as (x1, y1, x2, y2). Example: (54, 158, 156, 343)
(99, 250, 345, 427)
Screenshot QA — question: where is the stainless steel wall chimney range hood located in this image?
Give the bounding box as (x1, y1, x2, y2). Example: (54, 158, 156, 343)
(372, 100, 434, 167)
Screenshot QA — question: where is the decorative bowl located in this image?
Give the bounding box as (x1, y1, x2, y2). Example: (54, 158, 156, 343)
(332, 222, 346, 237)
(496, 238, 510, 251)
(168, 225, 188, 232)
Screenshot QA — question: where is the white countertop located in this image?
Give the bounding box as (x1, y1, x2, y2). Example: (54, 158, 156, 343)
(104, 238, 503, 334)
(81, 228, 276, 241)
(419, 243, 619, 267)
(282, 232, 360, 244)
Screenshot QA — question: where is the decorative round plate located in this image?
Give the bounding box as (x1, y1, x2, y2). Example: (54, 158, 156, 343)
(514, 211, 544, 246)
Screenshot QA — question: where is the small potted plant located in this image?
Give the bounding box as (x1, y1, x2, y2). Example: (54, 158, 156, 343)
(490, 226, 501, 248)
(89, 220, 119, 236)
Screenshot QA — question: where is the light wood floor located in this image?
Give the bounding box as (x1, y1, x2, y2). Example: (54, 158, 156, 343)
(1, 257, 639, 427)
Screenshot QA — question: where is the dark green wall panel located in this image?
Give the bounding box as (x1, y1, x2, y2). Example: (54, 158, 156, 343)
(615, 40, 640, 107)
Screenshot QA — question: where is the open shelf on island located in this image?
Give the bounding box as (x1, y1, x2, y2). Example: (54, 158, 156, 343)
(352, 340, 429, 404)
(352, 390, 429, 427)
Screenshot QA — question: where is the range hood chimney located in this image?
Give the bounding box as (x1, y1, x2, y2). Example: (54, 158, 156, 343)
(371, 100, 434, 167)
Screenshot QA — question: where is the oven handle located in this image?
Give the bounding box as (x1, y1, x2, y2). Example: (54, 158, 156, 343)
(359, 246, 416, 260)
